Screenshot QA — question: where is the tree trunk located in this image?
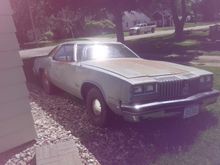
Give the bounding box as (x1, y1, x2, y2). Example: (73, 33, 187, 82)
(174, 21, 185, 40)
(114, 10, 124, 43)
(171, 0, 187, 40)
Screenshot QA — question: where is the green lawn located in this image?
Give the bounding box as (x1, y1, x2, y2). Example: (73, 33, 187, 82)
(151, 65, 220, 165)
(157, 22, 213, 31)
(126, 29, 220, 62)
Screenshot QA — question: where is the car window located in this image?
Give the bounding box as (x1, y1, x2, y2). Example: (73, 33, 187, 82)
(48, 46, 59, 57)
(77, 44, 139, 61)
(65, 45, 74, 62)
(53, 45, 74, 62)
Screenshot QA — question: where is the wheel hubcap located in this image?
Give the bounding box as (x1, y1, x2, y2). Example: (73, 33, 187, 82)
(92, 99, 102, 116)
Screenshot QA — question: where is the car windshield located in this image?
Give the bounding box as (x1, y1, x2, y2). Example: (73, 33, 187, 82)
(77, 44, 139, 61)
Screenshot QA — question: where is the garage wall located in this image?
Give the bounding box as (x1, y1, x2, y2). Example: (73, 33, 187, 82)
(0, 0, 36, 153)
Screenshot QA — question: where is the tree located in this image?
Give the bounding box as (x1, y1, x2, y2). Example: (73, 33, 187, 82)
(170, 0, 188, 39)
(98, 0, 137, 43)
(10, 0, 32, 43)
(104, 0, 153, 43)
(10, 0, 87, 42)
(199, 0, 220, 21)
(11, 0, 153, 43)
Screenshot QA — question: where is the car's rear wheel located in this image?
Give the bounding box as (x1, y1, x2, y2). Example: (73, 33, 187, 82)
(86, 88, 112, 127)
(40, 70, 56, 94)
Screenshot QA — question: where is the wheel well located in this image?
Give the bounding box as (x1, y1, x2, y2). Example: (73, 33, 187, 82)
(81, 83, 101, 100)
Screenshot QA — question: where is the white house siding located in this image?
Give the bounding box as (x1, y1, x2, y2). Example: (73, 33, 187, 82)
(0, 0, 36, 153)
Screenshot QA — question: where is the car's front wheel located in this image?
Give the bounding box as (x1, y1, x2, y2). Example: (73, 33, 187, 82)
(86, 88, 112, 127)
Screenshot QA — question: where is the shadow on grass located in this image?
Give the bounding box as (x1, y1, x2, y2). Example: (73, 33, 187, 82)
(28, 80, 219, 165)
(126, 29, 220, 63)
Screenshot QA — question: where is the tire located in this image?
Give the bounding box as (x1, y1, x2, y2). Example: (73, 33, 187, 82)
(40, 70, 56, 94)
(86, 88, 112, 127)
(151, 28, 155, 33)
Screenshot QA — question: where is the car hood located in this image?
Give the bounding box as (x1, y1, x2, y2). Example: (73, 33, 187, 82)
(82, 58, 189, 79)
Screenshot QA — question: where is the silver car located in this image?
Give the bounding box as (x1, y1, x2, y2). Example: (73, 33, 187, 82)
(33, 41, 219, 126)
(129, 23, 156, 35)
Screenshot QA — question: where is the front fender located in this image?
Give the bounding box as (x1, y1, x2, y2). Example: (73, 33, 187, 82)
(79, 66, 129, 114)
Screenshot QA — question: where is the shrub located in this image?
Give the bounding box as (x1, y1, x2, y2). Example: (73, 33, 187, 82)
(41, 31, 54, 41)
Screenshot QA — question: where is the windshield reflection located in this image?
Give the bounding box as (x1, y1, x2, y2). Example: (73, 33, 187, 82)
(78, 44, 138, 61)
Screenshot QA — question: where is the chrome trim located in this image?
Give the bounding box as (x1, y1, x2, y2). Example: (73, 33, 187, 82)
(156, 77, 200, 100)
(121, 89, 219, 111)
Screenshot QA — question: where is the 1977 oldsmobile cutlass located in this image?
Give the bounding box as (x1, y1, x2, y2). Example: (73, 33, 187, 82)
(33, 41, 219, 126)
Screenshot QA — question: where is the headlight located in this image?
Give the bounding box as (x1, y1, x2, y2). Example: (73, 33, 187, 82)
(206, 75, 212, 82)
(200, 75, 213, 83)
(132, 85, 144, 94)
(132, 83, 156, 95)
(144, 84, 156, 93)
(199, 75, 213, 91)
(199, 76, 205, 83)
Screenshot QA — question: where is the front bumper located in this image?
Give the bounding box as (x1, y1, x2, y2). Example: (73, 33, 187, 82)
(121, 89, 220, 122)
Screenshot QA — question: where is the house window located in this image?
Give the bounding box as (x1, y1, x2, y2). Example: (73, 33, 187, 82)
(126, 22, 129, 28)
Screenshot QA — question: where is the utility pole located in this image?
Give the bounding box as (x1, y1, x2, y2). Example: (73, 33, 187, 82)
(27, 0, 38, 42)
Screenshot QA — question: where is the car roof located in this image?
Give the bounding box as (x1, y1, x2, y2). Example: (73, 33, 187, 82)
(60, 40, 122, 46)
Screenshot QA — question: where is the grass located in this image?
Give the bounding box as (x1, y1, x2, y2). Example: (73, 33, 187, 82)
(21, 32, 129, 49)
(92, 32, 129, 38)
(151, 65, 220, 165)
(21, 22, 216, 50)
(126, 28, 220, 62)
(157, 22, 213, 31)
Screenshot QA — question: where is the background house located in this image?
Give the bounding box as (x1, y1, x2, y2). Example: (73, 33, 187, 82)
(122, 11, 151, 31)
(152, 10, 173, 27)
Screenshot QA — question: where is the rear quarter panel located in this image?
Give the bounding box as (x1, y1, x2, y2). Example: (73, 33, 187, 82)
(33, 57, 50, 75)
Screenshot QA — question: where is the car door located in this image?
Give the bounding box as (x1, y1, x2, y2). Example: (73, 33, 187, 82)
(58, 44, 82, 97)
(48, 44, 75, 92)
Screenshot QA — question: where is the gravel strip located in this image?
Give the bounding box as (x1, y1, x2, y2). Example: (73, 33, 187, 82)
(2, 83, 99, 165)
(1, 83, 216, 165)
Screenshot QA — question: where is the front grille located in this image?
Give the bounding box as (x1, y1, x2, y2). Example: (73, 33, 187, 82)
(156, 77, 199, 101)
